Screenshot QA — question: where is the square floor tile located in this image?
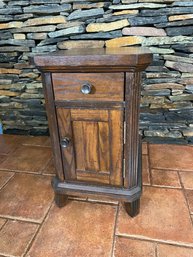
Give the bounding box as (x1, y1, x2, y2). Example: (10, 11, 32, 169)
(157, 243, 193, 257)
(26, 201, 117, 257)
(180, 172, 193, 190)
(0, 173, 53, 222)
(0, 170, 14, 189)
(0, 145, 52, 173)
(113, 237, 156, 257)
(22, 136, 50, 147)
(142, 155, 150, 185)
(42, 158, 55, 175)
(0, 218, 6, 230)
(0, 155, 7, 164)
(185, 190, 193, 214)
(142, 142, 148, 155)
(149, 144, 193, 171)
(0, 220, 38, 257)
(151, 169, 181, 188)
(0, 134, 25, 155)
(116, 186, 193, 246)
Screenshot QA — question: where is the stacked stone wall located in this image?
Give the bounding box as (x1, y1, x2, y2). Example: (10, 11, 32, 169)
(1, 0, 193, 143)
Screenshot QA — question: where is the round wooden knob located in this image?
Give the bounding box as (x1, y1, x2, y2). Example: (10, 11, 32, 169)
(81, 83, 92, 94)
(61, 137, 70, 148)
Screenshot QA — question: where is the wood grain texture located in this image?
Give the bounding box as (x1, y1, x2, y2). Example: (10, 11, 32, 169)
(83, 121, 99, 172)
(55, 100, 124, 109)
(71, 109, 108, 121)
(109, 110, 123, 186)
(98, 122, 110, 172)
(77, 171, 110, 185)
(33, 47, 153, 72)
(56, 108, 76, 180)
(72, 121, 85, 171)
(56, 108, 123, 186)
(124, 72, 141, 189)
(52, 73, 124, 102)
(41, 73, 64, 181)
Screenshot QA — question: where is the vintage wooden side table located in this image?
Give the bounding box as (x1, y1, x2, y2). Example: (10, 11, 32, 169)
(33, 47, 152, 217)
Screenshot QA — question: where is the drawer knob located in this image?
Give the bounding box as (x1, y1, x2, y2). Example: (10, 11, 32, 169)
(81, 83, 92, 94)
(61, 137, 70, 148)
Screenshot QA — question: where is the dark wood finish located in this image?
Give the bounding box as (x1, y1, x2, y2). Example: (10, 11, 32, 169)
(52, 176, 141, 202)
(109, 110, 123, 186)
(124, 72, 141, 189)
(33, 47, 152, 72)
(55, 100, 124, 110)
(56, 108, 76, 180)
(41, 73, 64, 181)
(51, 137, 142, 205)
(52, 73, 124, 102)
(33, 48, 152, 217)
(124, 137, 142, 217)
(124, 199, 140, 217)
(56, 108, 123, 186)
(54, 192, 68, 208)
(70, 109, 108, 121)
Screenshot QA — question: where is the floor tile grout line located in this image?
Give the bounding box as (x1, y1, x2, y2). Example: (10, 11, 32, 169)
(22, 144, 51, 148)
(155, 243, 158, 257)
(74, 197, 118, 207)
(110, 203, 119, 257)
(141, 142, 148, 156)
(0, 251, 16, 257)
(20, 225, 40, 257)
(143, 184, 183, 190)
(40, 157, 54, 175)
(177, 170, 193, 226)
(0, 215, 43, 225)
(23, 200, 55, 257)
(149, 167, 193, 173)
(0, 169, 54, 177)
(147, 143, 153, 186)
(0, 172, 15, 192)
(0, 219, 9, 233)
(115, 234, 193, 249)
(145, 184, 181, 189)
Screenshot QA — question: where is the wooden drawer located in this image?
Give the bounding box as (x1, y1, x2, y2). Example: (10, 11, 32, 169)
(52, 73, 124, 102)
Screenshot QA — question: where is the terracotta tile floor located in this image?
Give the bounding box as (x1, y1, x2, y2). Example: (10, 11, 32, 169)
(0, 136, 193, 257)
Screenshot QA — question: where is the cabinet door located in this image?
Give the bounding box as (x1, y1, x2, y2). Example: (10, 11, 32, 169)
(56, 108, 123, 186)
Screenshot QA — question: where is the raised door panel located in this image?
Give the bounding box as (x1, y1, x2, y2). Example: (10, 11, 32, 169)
(56, 108, 123, 186)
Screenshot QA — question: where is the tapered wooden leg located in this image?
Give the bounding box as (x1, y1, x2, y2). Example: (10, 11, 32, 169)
(124, 199, 140, 217)
(54, 192, 68, 208)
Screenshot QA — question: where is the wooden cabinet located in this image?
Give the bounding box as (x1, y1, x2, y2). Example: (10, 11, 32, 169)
(33, 47, 152, 217)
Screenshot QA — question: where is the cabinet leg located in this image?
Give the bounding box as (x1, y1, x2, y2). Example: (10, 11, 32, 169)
(124, 199, 140, 217)
(54, 193, 68, 208)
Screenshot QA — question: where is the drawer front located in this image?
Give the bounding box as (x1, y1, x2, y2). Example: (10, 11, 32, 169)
(52, 73, 124, 102)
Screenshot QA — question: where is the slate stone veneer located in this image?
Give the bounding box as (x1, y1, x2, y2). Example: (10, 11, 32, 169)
(1, 0, 193, 144)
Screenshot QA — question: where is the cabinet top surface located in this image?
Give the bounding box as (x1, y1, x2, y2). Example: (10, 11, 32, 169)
(33, 47, 152, 72)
